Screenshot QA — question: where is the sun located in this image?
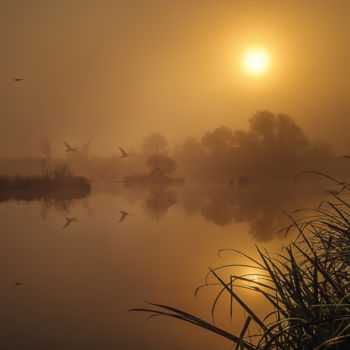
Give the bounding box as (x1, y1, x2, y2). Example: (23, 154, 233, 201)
(242, 48, 270, 75)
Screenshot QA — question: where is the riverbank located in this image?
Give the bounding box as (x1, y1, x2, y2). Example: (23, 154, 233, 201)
(0, 174, 91, 202)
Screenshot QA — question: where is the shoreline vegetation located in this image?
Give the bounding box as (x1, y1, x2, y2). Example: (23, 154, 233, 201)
(131, 172, 350, 349)
(123, 152, 184, 187)
(0, 164, 91, 203)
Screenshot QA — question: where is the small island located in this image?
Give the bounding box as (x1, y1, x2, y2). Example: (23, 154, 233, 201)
(0, 164, 91, 202)
(123, 153, 184, 187)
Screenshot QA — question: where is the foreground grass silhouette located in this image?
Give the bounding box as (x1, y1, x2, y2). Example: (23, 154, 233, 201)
(131, 173, 350, 349)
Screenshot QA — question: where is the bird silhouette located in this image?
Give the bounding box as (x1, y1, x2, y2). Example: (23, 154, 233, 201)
(13, 78, 24, 82)
(63, 141, 78, 152)
(119, 211, 134, 223)
(118, 147, 134, 158)
(14, 282, 24, 287)
(63, 217, 78, 229)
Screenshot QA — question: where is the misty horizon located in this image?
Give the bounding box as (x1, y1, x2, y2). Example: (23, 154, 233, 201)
(1, 108, 350, 159)
(2, 1, 350, 350)
(2, 1, 350, 159)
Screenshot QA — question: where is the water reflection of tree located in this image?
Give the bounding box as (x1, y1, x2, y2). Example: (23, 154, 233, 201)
(180, 182, 323, 242)
(40, 198, 76, 221)
(0, 190, 87, 221)
(120, 180, 297, 239)
(200, 187, 279, 240)
(143, 186, 177, 221)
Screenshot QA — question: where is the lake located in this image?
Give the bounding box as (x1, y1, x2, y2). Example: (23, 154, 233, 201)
(0, 180, 329, 350)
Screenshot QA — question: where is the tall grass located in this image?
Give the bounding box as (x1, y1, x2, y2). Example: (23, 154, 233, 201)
(131, 172, 350, 349)
(0, 164, 91, 202)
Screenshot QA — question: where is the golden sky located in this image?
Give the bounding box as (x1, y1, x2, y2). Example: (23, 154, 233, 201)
(1, 0, 350, 157)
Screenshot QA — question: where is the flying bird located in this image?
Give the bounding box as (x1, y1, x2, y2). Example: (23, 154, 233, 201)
(63, 141, 78, 152)
(118, 147, 134, 158)
(13, 78, 24, 82)
(14, 282, 24, 287)
(119, 211, 134, 223)
(63, 217, 78, 229)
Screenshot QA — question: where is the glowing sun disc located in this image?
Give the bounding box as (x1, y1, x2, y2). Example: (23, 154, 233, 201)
(243, 48, 270, 75)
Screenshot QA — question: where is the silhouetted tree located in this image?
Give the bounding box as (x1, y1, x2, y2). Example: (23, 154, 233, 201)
(146, 154, 177, 176)
(201, 126, 233, 154)
(173, 137, 207, 178)
(249, 111, 310, 153)
(141, 133, 168, 155)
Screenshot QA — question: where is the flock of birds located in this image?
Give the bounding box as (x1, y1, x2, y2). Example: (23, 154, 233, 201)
(62, 138, 135, 229)
(13, 210, 133, 286)
(14, 77, 135, 159)
(13, 210, 133, 287)
(61, 210, 133, 230)
(12, 77, 135, 287)
(11, 77, 135, 282)
(13, 77, 136, 286)
(63, 141, 134, 159)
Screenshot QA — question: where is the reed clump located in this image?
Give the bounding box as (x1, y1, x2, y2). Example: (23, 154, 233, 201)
(131, 172, 350, 349)
(0, 164, 91, 202)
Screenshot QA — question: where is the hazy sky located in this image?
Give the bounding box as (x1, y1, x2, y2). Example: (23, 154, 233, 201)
(1, 0, 350, 157)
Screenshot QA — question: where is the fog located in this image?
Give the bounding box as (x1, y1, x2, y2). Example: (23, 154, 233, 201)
(1, 110, 347, 184)
(173, 110, 340, 181)
(2, 110, 346, 243)
(2, 2, 350, 350)
(1, 1, 350, 158)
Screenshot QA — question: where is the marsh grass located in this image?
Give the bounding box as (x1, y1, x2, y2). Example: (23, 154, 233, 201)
(131, 171, 350, 349)
(0, 164, 91, 202)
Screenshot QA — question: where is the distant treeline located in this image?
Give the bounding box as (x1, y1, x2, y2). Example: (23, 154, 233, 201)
(173, 111, 342, 181)
(1, 111, 348, 182)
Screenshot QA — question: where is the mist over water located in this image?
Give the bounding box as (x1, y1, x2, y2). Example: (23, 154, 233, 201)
(2, 111, 345, 182)
(0, 180, 330, 350)
(1, 109, 349, 349)
(2, 0, 350, 348)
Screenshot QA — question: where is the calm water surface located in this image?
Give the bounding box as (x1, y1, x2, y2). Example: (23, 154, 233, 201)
(0, 181, 328, 350)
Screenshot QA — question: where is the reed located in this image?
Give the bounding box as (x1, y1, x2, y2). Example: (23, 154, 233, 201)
(0, 164, 91, 202)
(131, 172, 350, 349)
